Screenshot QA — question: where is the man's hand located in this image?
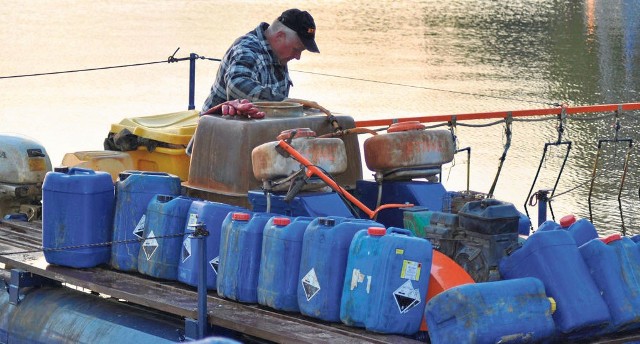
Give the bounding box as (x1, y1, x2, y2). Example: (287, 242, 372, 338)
(202, 99, 266, 119)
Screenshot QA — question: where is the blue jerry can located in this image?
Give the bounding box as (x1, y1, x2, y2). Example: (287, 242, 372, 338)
(425, 277, 556, 343)
(217, 212, 276, 303)
(257, 215, 314, 311)
(111, 171, 181, 271)
(137, 195, 195, 280)
(42, 167, 114, 268)
(178, 200, 247, 289)
(297, 216, 384, 322)
(499, 230, 611, 339)
(340, 227, 433, 335)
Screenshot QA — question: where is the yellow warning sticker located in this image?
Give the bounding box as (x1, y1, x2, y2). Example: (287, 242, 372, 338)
(400, 260, 421, 281)
(395, 248, 404, 255)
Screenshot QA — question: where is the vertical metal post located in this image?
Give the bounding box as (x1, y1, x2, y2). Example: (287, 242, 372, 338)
(536, 190, 550, 228)
(188, 53, 197, 110)
(194, 223, 208, 339)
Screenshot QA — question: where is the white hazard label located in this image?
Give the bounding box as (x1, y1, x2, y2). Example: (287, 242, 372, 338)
(133, 215, 146, 239)
(187, 213, 198, 227)
(301, 268, 321, 301)
(210, 256, 219, 275)
(393, 280, 421, 314)
(350, 268, 372, 293)
(182, 238, 192, 262)
(142, 230, 159, 261)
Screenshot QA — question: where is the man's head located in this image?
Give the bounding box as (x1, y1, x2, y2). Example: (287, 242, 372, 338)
(266, 9, 319, 66)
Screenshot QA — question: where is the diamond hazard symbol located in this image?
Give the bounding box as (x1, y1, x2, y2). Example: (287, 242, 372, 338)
(133, 215, 146, 239)
(301, 268, 321, 301)
(393, 280, 421, 314)
(142, 230, 159, 261)
(210, 256, 219, 275)
(182, 238, 191, 262)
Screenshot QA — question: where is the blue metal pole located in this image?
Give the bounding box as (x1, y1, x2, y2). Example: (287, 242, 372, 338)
(537, 190, 550, 228)
(188, 53, 196, 110)
(195, 223, 208, 339)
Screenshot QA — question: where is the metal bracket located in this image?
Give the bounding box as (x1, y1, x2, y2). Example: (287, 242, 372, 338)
(9, 268, 58, 305)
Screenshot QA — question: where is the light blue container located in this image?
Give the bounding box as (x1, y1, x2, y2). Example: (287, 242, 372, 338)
(178, 200, 247, 289)
(535, 220, 561, 232)
(499, 230, 611, 338)
(567, 218, 598, 247)
(579, 235, 640, 333)
(257, 216, 314, 312)
(297, 216, 384, 322)
(42, 167, 114, 268)
(340, 227, 432, 335)
(217, 212, 276, 303)
(111, 171, 181, 271)
(425, 277, 556, 343)
(137, 195, 195, 280)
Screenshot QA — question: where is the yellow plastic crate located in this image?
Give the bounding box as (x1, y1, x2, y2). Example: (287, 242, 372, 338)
(110, 110, 200, 145)
(127, 146, 190, 181)
(62, 150, 135, 182)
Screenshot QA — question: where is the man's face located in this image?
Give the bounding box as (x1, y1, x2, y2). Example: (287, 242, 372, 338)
(273, 32, 305, 66)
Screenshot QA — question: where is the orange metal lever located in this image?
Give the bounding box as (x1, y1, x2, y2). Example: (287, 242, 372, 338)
(277, 139, 412, 219)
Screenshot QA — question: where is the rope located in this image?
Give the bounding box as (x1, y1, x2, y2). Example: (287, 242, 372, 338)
(291, 69, 559, 107)
(0, 47, 221, 80)
(0, 232, 187, 257)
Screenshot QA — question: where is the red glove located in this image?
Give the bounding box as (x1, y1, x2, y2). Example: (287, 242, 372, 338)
(202, 99, 266, 119)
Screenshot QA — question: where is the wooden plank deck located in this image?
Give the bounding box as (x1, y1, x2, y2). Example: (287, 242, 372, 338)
(0, 219, 421, 344)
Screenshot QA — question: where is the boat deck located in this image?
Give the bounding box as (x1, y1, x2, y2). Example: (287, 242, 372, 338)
(0, 219, 420, 344)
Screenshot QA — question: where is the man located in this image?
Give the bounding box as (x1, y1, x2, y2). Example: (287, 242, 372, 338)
(201, 8, 320, 114)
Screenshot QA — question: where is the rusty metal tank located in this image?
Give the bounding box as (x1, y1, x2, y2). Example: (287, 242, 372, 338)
(251, 128, 347, 181)
(184, 114, 362, 208)
(363, 122, 455, 179)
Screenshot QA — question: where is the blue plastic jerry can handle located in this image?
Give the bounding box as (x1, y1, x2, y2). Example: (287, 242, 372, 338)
(387, 227, 413, 236)
(68, 167, 95, 175)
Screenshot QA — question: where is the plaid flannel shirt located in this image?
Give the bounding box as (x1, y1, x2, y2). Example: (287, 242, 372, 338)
(202, 23, 292, 112)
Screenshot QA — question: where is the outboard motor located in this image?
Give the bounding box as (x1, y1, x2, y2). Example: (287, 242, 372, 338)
(0, 134, 52, 220)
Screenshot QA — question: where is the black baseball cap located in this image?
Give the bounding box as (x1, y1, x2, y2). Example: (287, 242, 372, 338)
(277, 9, 319, 53)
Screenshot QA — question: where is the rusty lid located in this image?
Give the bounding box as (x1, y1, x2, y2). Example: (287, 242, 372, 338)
(387, 121, 426, 133)
(277, 128, 316, 140)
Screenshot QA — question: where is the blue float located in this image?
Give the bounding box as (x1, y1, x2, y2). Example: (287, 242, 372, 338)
(340, 227, 433, 335)
(579, 234, 640, 333)
(425, 277, 556, 343)
(297, 216, 384, 322)
(137, 195, 195, 280)
(257, 215, 314, 312)
(217, 212, 276, 303)
(111, 171, 182, 271)
(177, 200, 247, 289)
(499, 230, 611, 338)
(42, 167, 114, 268)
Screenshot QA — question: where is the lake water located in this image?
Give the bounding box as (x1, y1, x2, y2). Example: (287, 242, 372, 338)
(2, 0, 639, 234)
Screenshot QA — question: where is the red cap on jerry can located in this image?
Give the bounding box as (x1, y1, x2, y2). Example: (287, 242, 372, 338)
(559, 214, 577, 228)
(367, 227, 386, 236)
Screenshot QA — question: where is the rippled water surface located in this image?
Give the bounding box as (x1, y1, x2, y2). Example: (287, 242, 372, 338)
(2, 0, 639, 233)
